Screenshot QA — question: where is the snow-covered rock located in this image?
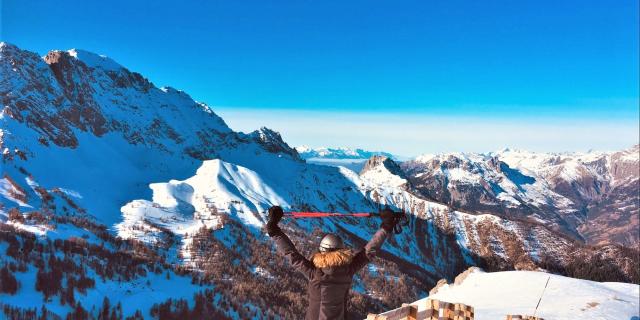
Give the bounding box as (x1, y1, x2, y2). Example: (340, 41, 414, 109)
(396, 268, 639, 320)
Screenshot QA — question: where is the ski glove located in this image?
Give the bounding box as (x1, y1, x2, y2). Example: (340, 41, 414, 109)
(380, 208, 397, 233)
(266, 206, 284, 236)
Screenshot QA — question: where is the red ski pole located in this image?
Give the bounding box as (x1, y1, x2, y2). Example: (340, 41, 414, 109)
(282, 210, 412, 234)
(284, 212, 374, 218)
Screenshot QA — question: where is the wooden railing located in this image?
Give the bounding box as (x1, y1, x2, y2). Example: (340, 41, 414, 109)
(366, 303, 417, 320)
(367, 299, 544, 320)
(366, 299, 473, 320)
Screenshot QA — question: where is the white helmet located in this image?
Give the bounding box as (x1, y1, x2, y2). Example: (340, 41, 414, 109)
(319, 234, 344, 252)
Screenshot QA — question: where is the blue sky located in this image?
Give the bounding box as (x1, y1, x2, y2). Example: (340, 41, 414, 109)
(2, 0, 638, 156)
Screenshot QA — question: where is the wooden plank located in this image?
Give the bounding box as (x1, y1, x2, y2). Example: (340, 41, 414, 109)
(453, 303, 463, 320)
(410, 305, 419, 320)
(372, 304, 420, 320)
(371, 299, 551, 320)
(400, 302, 418, 320)
(424, 299, 438, 320)
(380, 305, 411, 320)
(424, 308, 437, 320)
(439, 301, 448, 318)
(443, 302, 455, 319)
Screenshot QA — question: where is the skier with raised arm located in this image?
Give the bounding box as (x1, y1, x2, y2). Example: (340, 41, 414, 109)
(265, 205, 399, 320)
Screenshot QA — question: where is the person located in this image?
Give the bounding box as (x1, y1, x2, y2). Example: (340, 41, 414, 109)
(265, 206, 399, 320)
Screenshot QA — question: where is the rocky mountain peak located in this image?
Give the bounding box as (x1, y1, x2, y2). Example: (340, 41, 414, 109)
(66, 48, 124, 71)
(0, 43, 236, 154)
(248, 127, 301, 160)
(0, 41, 21, 56)
(360, 155, 404, 177)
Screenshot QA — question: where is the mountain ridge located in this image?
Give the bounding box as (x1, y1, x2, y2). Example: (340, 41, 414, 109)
(403, 145, 639, 246)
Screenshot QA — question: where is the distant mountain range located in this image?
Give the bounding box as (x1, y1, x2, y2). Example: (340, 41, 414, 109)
(0, 42, 637, 319)
(296, 145, 396, 160)
(300, 144, 639, 247)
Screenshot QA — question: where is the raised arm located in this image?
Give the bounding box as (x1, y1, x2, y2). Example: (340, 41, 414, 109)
(348, 208, 397, 274)
(265, 206, 315, 279)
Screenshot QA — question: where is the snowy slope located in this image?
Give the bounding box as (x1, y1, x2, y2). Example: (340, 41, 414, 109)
(399, 269, 639, 320)
(2, 262, 207, 318)
(0, 212, 214, 319)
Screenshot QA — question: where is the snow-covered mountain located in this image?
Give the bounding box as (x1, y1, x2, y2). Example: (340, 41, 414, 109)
(296, 145, 395, 160)
(379, 268, 639, 320)
(402, 146, 639, 246)
(497, 146, 640, 246)
(0, 42, 637, 319)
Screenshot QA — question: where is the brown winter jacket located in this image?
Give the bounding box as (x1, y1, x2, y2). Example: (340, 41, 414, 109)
(271, 227, 389, 320)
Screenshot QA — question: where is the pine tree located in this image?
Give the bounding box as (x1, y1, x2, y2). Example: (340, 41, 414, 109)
(39, 305, 48, 320)
(67, 303, 88, 320)
(99, 296, 111, 320)
(0, 266, 18, 294)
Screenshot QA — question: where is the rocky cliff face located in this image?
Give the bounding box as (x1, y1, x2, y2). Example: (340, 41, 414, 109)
(360, 155, 406, 178)
(578, 146, 639, 246)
